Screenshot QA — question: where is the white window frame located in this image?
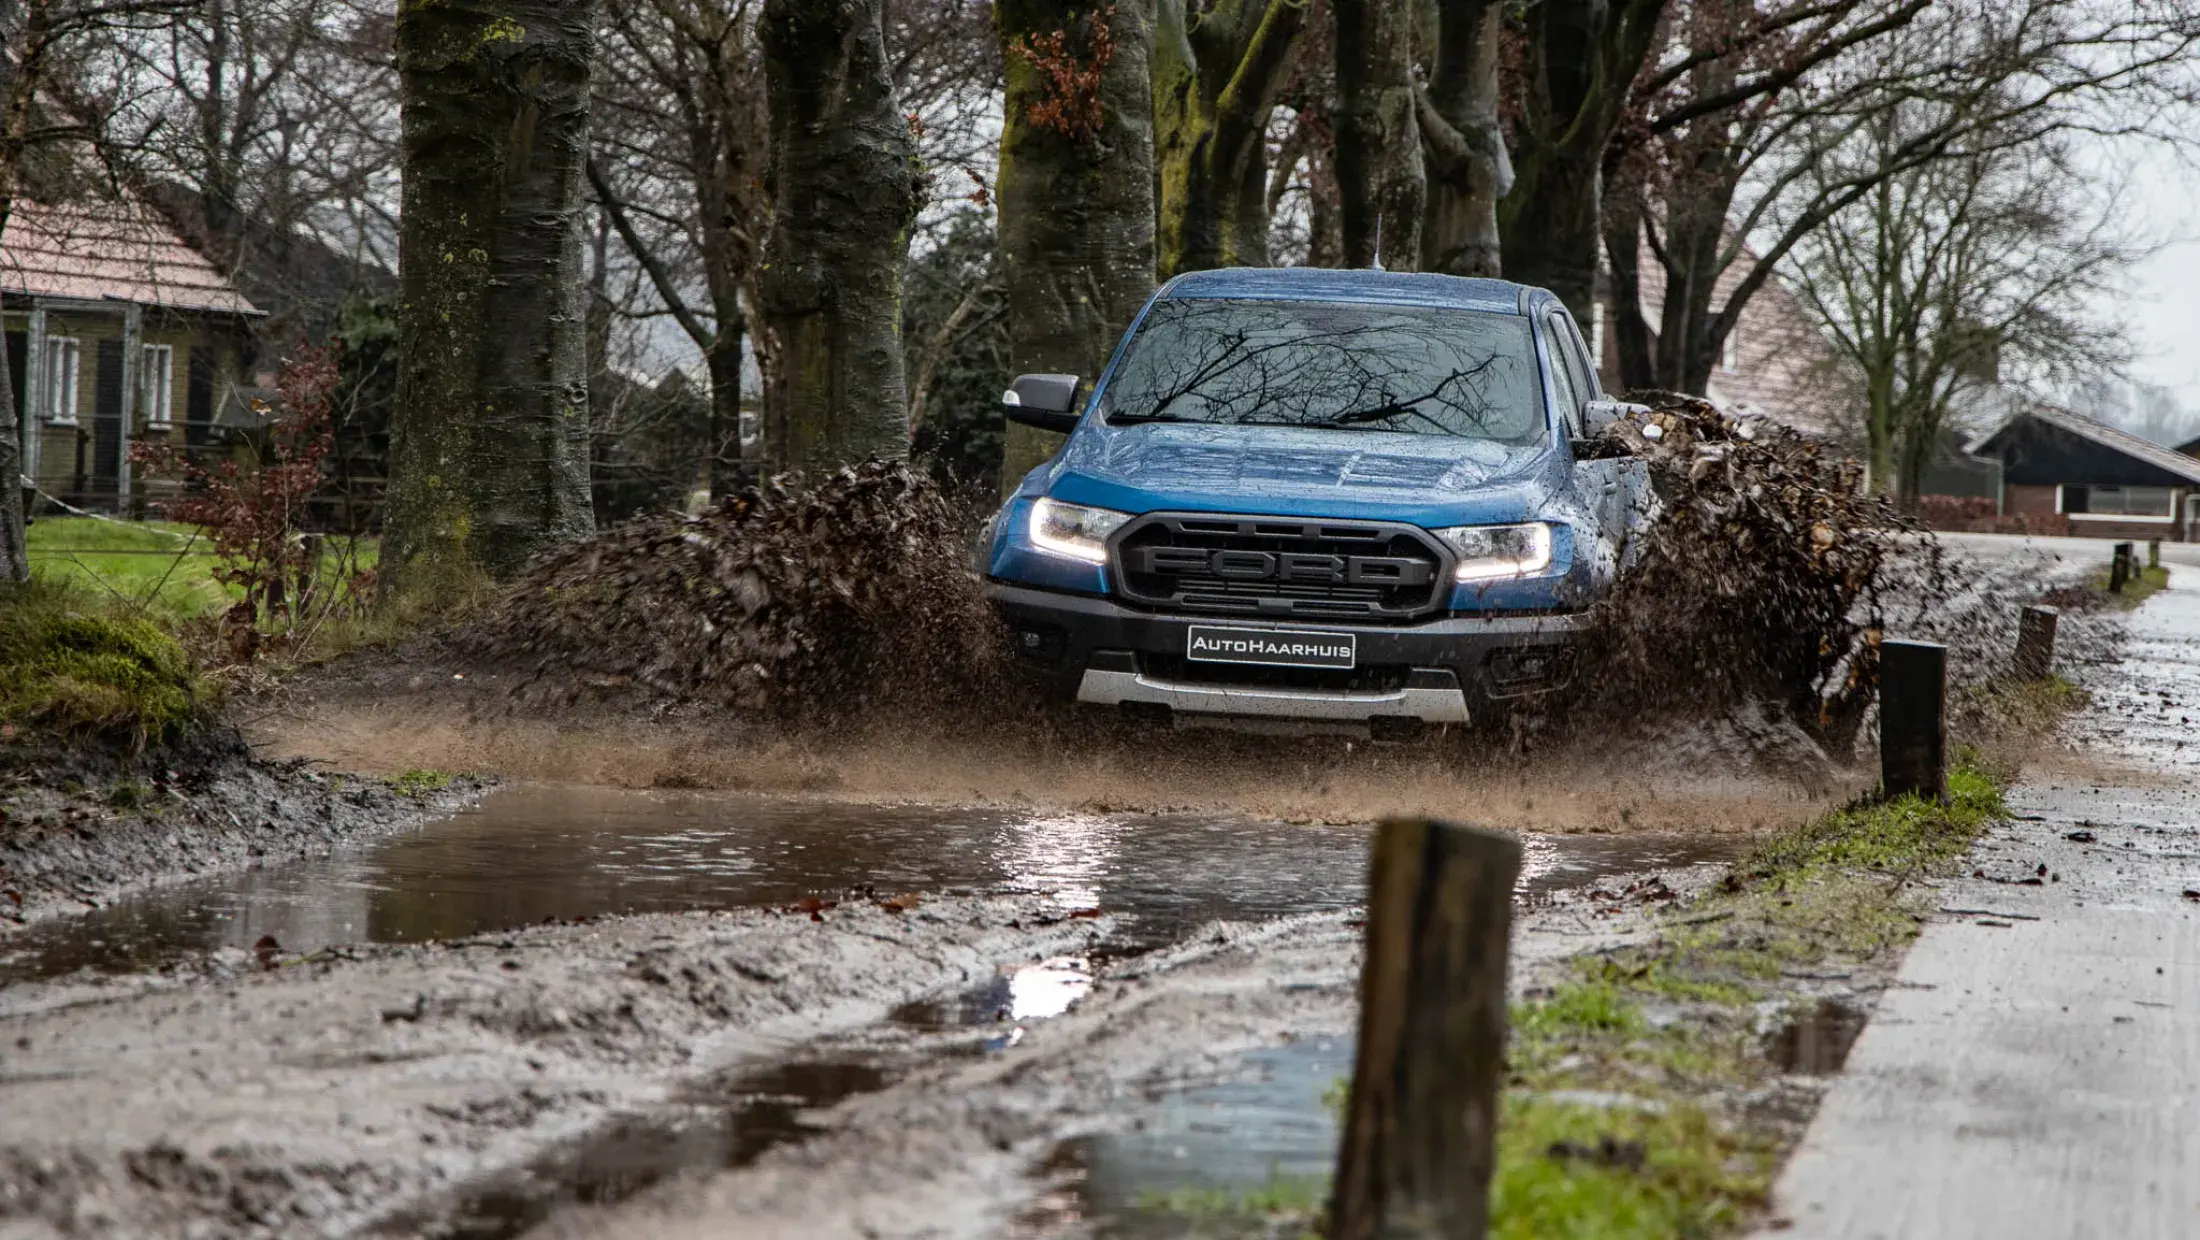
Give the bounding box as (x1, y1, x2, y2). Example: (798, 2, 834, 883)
(2066, 483, 2177, 523)
(42, 336, 79, 425)
(140, 343, 175, 428)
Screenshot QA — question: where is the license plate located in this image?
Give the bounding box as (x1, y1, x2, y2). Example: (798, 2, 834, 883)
(1186, 626, 1356, 670)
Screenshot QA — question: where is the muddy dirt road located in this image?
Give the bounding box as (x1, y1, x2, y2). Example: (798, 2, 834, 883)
(0, 532, 2130, 1238)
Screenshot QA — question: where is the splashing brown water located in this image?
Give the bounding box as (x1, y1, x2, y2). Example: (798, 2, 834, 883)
(1564, 392, 1918, 760)
(458, 462, 1019, 725)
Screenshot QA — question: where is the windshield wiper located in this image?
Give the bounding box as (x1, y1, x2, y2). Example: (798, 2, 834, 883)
(1304, 401, 1421, 427)
(1108, 412, 1195, 424)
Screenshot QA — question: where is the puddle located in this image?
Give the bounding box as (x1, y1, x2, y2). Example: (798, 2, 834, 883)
(393, 1058, 891, 1240)
(1042, 1039, 1354, 1238)
(1766, 997, 1869, 1075)
(0, 783, 1746, 982)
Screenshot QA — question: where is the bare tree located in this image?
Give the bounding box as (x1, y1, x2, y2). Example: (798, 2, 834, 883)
(758, 0, 921, 470)
(995, 0, 1157, 489)
(1606, 0, 2200, 398)
(1415, 0, 1506, 276)
(1331, 0, 1417, 269)
(1153, 0, 1305, 275)
(384, 0, 598, 587)
(591, 0, 767, 496)
(1785, 103, 2139, 503)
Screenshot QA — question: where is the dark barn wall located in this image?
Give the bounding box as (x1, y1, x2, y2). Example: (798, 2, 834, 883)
(1988, 418, 2200, 489)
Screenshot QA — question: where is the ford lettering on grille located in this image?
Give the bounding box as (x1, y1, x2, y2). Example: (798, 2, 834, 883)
(1126, 546, 1435, 587)
(1185, 625, 1357, 670)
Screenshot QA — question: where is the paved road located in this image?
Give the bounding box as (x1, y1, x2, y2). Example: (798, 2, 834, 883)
(1937, 529, 2200, 568)
(1757, 568, 2200, 1239)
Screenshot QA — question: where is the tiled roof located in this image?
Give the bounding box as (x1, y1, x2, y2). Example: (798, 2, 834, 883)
(0, 197, 260, 315)
(1972, 397, 2200, 487)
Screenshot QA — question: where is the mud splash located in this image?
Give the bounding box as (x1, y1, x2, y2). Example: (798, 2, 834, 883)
(458, 461, 1014, 723)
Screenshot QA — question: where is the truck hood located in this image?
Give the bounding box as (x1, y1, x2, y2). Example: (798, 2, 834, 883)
(1049, 423, 1549, 515)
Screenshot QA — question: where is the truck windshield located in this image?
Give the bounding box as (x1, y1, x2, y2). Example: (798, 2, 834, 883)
(1098, 298, 1545, 442)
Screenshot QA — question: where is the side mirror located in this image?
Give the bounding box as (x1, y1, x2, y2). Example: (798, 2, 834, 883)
(1002, 373, 1082, 435)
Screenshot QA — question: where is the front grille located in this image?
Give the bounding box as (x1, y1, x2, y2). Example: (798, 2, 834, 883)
(1113, 514, 1449, 621)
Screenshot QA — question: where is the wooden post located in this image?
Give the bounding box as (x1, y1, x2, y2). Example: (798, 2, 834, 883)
(2013, 605, 2058, 682)
(1880, 639, 1947, 802)
(2109, 541, 2133, 593)
(2148, 538, 2161, 570)
(1331, 819, 1520, 1240)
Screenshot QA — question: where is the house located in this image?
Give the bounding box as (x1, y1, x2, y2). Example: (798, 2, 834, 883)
(1968, 399, 2200, 542)
(1591, 240, 1861, 440)
(9, 195, 264, 516)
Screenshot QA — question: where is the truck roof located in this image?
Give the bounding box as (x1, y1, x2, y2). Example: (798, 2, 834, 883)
(1156, 266, 1544, 315)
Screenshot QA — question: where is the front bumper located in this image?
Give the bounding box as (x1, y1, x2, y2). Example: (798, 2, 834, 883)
(988, 581, 1582, 730)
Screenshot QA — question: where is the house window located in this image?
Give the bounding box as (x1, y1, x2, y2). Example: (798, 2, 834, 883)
(140, 343, 174, 427)
(2066, 484, 2174, 518)
(42, 336, 79, 424)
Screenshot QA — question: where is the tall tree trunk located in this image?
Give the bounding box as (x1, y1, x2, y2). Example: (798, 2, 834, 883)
(996, 0, 1157, 492)
(1598, 171, 1656, 389)
(1417, 0, 1507, 276)
(1332, 0, 1421, 269)
(386, 0, 598, 588)
(1500, 0, 1663, 319)
(0, 0, 50, 584)
(1153, 0, 1304, 277)
(758, 0, 921, 473)
(705, 311, 744, 494)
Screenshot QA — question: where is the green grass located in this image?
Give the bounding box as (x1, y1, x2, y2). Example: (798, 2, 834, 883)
(1134, 1172, 1327, 1238)
(2086, 562, 2169, 608)
(26, 516, 382, 636)
(26, 517, 233, 624)
(0, 578, 209, 745)
(1491, 1095, 1772, 1240)
(389, 768, 455, 797)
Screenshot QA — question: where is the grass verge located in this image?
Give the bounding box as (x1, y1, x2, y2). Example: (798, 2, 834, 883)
(2085, 562, 2168, 608)
(1131, 764, 2018, 1239)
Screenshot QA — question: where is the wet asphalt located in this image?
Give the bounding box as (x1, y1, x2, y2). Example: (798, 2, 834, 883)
(1760, 565, 2200, 1239)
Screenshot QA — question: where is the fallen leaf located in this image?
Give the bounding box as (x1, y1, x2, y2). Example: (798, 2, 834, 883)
(1067, 907, 1102, 919)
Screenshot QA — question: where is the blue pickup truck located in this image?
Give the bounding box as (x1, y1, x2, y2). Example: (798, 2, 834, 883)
(983, 267, 1652, 737)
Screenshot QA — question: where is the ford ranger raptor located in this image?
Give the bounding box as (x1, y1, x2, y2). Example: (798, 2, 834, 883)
(983, 267, 1652, 737)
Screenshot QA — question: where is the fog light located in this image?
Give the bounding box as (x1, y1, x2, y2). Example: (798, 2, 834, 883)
(1488, 647, 1573, 690)
(1013, 625, 1066, 663)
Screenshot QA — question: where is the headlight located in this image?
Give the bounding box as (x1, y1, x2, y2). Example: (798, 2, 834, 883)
(1433, 522, 1554, 582)
(1028, 497, 1130, 565)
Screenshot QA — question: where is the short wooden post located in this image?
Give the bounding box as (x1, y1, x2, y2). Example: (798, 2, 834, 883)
(2109, 542, 2134, 593)
(1880, 639, 1947, 802)
(1331, 819, 1520, 1240)
(2148, 538, 2161, 569)
(2013, 605, 2058, 681)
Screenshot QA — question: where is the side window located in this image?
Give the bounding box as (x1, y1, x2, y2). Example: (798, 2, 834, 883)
(1542, 312, 1586, 436)
(1559, 313, 1601, 399)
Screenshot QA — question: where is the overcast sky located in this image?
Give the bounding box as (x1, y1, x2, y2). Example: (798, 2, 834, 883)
(2116, 139, 2200, 396)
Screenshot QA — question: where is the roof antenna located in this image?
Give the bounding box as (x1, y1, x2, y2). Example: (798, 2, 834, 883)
(1368, 213, 1386, 272)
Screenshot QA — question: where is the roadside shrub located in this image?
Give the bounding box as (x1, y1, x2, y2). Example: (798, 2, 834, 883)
(0, 583, 207, 745)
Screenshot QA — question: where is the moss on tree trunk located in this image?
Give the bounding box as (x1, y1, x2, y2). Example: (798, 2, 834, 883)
(386, 0, 598, 590)
(995, 0, 1158, 492)
(1153, 0, 1305, 278)
(758, 0, 921, 473)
